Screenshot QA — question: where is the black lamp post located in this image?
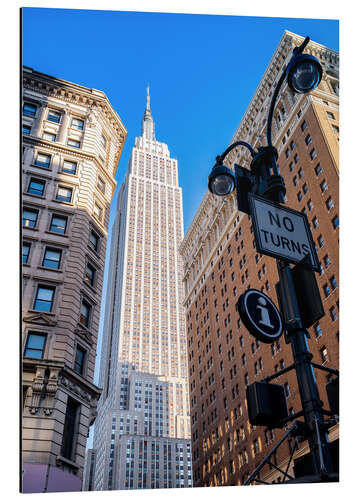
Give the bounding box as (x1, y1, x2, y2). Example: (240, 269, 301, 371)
(208, 37, 338, 483)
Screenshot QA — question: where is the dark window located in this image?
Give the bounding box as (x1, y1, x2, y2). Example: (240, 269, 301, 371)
(23, 125, 31, 134)
(305, 134, 312, 145)
(320, 346, 328, 363)
(323, 255, 331, 268)
(80, 300, 91, 327)
(332, 216, 339, 229)
(34, 286, 55, 312)
(326, 197, 334, 210)
(62, 160, 77, 175)
(307, 199, 313, 211)
(318, 235, 324, 248)
(330, 276, 338, 290)
(297, 191, 302, 201)
(22, 242, 31, 263)
(61, 398, 80, 460)
(23, 208, 38, 228)
(290, 141, 295, 150)
(314, 164, 322, 176)
(312, 216, 319, 228)
(56, 186, 73, 203)
(43, 248, 62, 269)
(85, 262, 96, 286)
(94, 203, 103, 221)
(294, 154, 299, 164)
(314, 323, 322, 337)
(330, 306, 338, 322)
(74, 346, 86, 374)
(28, 178, 45, 196)
(50, 214, 67, 234)
(101, 134, 107, 149)
(35, 152, 51, 168)
(298, 168, 303, 178)
(327, 112, 335, 120)
(320, 180, 328, 193)
(310, 148, 317, 160)
(289, 162, 294, 172)
(301, 121, 307, 131)
(47, 109, 61, 123)
(23, 103, 37, 116)
(24, 333, 46, 359)
(323, 284, 331, 297)
(302, 183, 308, 194)
(71, 117, 84, 130)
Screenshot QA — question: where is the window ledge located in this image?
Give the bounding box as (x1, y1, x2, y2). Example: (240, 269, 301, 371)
(37, 266, 63, 273)
(83, 281, 97, 294)
(52, 199, 74, 206)
(26, 193, 46, 200)
(45, 230, 68, 238)
(56, 455, 79, 470)
(30, 163, 52, 172)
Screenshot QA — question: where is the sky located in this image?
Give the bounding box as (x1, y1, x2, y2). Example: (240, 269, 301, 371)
(22, 8, 339, 234)
(21, 6, 339, 448)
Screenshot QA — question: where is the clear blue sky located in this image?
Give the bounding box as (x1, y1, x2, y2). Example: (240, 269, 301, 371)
(22, 8, 339, 233)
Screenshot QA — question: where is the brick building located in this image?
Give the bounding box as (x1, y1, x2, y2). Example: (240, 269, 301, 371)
(21, 67, 126, 492)
(179, 31, 339, 486)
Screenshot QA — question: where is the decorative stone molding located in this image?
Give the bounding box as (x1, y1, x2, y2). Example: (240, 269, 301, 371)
(29, 366, 46, 414)
(74, 325, 93, 346)
(23, 312, 57, 326)
(43, 367, 61, 415)
(60, 375, 92, 403)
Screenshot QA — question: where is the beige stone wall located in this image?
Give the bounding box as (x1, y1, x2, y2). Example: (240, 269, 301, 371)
(22, 67, 127, 487)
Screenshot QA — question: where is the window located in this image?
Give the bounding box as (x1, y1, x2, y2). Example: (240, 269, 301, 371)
(320, 346, 328, 363)
(35, 152, 51, 168)
(23, 208, 38, 228)
(62, 160, 77, 175)
(332, 216, 339, 229)
(330, 276, 338, 290)
(301, 120, 307, 131)
(297, 191, 302, 202)
(298, 168, 303, 179)
(332, 124, 339, 134)
(61, 398, 80, 460)
(327, 112, 335, 120)
(74, 345, 86, 374)
(101, 133, 107, 149)
(23, 125, 31, 134)
(23, 102, 37, 116)
(330, 306, 338, 322)
(320, 180, 328, 193)
(312, 216, 319, 228)
(22, 242, 31, 264)
(314, 323, 322, 337)
(307, 199, 313, 211)
(34, 285, 55, 312)
(323, 284, 331, 297)
(285, 149, 290, 159)
(24, 333, 46, 359)
(317, 235, 324, 248)
(323, 255, 331, 268)
(294, 154, 299, 164)
(85, 262, 96, 286)
(284, 383, 290, 397)
(293, 176, 298, 186)
(97, 177, 106, 194)
(94, 202, 103, 221)
(67, 138, 80, 148)
(71, 117, 84, 130)
(47, 109, 61, 123)
(56, 186, 73, 203)
(314, 164, 322, 176)
(290, 141, 295, 150)
(80, 300, 91, 327)
(326, 197, 334, 211)
(310, 148, 317, 160)
(43, 131, 56, 142)
(28, 178, 45, 196)
(289, 162, 294, 172)
(302, 183, 308, 194)
(305, 134, 312, 145)
(43, 248, 62, 269)
(50, 214, 67, 234)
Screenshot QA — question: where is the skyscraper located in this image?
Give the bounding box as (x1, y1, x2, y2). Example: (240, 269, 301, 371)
(180, 31, 339, 486)
(89, 88, 192, 490)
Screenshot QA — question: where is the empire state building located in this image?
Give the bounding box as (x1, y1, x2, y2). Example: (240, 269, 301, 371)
(86, 89, 192, 491)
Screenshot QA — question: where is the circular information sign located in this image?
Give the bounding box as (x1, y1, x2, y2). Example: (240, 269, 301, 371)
(238, 289, 283, 343)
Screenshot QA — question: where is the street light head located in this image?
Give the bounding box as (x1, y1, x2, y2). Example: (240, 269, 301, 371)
(286, 54, 323, 94)
(208, 163, 235, 197)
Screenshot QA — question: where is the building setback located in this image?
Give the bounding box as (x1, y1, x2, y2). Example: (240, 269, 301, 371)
(87, 88, 192, 491)
(21, 67, 127, 493)
(179, 31, 339, 486)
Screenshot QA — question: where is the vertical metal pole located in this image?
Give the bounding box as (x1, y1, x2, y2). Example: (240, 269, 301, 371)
(277, 260, 333, 478)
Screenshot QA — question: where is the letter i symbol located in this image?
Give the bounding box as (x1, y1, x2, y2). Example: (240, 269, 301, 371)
(256, 297, 274, 328)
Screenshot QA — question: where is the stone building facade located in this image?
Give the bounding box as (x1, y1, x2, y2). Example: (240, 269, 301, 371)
(87, 88, 192, 491)
(179, 31, 339, 486)
(21, 66, 127, 493)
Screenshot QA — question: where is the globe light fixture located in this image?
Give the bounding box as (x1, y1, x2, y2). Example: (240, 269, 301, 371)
(208, 163, 236, 196)
(286, 53, 323, 94)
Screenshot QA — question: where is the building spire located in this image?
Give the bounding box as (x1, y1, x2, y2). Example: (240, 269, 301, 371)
(142, 85, 155, 141)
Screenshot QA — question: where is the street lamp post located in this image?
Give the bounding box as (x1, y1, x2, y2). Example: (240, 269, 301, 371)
(208, 37, 337, 483)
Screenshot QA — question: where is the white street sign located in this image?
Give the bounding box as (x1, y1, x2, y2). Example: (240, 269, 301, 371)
(249, 194, 319, 270)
